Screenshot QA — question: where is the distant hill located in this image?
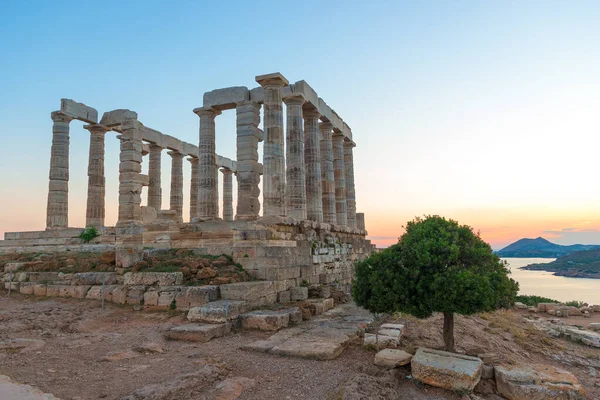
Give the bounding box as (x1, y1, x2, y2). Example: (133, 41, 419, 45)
(496, 237, 599, 258)
(521, 248, 600, 279)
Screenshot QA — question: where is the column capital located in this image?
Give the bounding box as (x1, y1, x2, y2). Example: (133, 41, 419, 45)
(167, 150, 185, 159)
(187, 156, 199, 164)
(149, 143, 163, 151)
(319, 121, 333, 131)
(283, 94, 306, 106)
(51, 111, 73, 123)
(344, 138, 356, 148)
(193, 106, 221, 118)
(255, 72, 289, 87)
(83, 124, 110, 134)
(302, 107, 321, 119)
(332, 130, 345, 139)
(220, 167, 233, 174)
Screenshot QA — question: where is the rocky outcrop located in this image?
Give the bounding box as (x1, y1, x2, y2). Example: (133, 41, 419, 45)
(411, 348, 483, 392)
(495, 364, 586, 400)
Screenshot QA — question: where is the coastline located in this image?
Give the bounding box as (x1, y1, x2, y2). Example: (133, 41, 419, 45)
(520, 264, 600, 279)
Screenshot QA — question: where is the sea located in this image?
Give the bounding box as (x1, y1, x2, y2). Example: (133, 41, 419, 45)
(503, 257, 600, 305)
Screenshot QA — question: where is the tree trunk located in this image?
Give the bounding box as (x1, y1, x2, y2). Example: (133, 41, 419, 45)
(443, 312, 455, 352)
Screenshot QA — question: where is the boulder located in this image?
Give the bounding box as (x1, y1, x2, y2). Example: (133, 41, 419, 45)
(363, 333, 398, 349)
(411, 348, 483, 392)
(514, 302, 527, 310)
(537, 303, 559, 312)
(374, 349, 412, 368)
(495, 364, 586, 400)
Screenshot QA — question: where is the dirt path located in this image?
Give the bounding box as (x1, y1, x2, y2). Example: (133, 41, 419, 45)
(0, 294, 458, 400)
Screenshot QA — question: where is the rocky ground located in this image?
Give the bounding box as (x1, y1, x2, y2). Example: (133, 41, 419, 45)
(1, 291, 600, 399)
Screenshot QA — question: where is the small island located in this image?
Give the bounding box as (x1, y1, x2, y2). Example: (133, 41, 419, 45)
(522, 248, 600, 279)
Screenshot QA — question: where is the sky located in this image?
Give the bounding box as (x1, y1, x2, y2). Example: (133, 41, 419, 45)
(0, 0, 599, 250)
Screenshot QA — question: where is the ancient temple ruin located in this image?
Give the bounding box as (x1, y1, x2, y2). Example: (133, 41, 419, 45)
(1, 72, 373, 289)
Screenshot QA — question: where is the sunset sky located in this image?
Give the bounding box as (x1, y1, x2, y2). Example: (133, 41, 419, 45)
(1, 1, 599, 250)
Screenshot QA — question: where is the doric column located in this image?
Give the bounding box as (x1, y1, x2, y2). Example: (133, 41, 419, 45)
(84, 124, 109, 228)
(332, 132, 347, 226)
(303, 108, 323, 223)
(221, 168, 234, 221)
(193, 106, 221, 220)
(284, 95, 307, 220)
(46, 111, 73, 229)
(256, 73, 289, 217)
(188, 157, 199, 221)
(319, 122, 336, 225)
(356, 212, 366, 231)
(117, 120, 144, 226)
(235, 101, 262, 220)
(147, 144, 162, 212)
(344, 140, 357, 229)
(168, 151, 184, 222)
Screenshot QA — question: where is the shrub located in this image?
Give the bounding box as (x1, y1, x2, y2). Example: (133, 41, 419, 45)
(78, 227, 100, 243)
(515, 295, 559, 307)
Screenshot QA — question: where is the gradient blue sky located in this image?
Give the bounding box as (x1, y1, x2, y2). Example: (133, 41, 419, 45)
(1, 1, 599, 249)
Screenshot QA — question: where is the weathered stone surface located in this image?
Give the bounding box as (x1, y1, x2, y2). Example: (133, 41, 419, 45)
(203, 86, 249, 110)
(220, 281, 275, 303)
(241, 310, 290, 331)
(589, 322, 600, 331)
(363, 333, 398, 349)
(374, 349, 413, 368)
(100, 349, 140, 362)
(71, 272, 117, 285)
(61, 98, 98, 123)
(125, 285, 145, 304)
(19, 282, 35, 295)
(514, 302, 527, 310)
(115, 249, 143, 269)
(123, 272, 183, 286)
(290, 286, 308, 301)
(100, 109, 138, 126)
(4, 262, 26, 272)
(175, 286, 219, 310)
(277, 290, 291, 303)
(495, 364, 586, 400)
(270, 337, 345, 361)
(166, 323, 227, 342)
(411, 348, 483, 392)
(0, 374, 60, 399)
(187, 300, 246, 323)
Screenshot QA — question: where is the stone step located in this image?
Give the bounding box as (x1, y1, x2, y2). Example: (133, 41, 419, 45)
(240, 308, 302, 331)
(187, 300, 247, 323)
(165, 323, 229, 342)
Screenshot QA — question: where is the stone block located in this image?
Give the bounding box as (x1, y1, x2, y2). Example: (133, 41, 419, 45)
(290, 286, 308, 301)
(157, 291, 176, 309)
(115, 249, 143, 269)
(126, 285, 145, 305)
(284, 307, 303, 324)
(61, 99, 98, 123)
(495, 364, 586, 400)
(33, 284, 47, 297)
(100, 109, 138, 126)
(69, 285, 91, 299)
(374, 349, 413, 368)
(203, 86, 249, 110)
(537, 302, 559, 312)
(111, 286, 127, 304)
(19, 282, 35, 295)
(241, 310, 290, 331)
(4, 282, 19, 291)
(323, 298, 335, 311)
(411, 348, 483, 392)
(4, 262, 26, 272)
(123, 272, 183, 286)
(589, 323, 600, 331)
(166, 323, 228, 342)
(277, 290, 291, 303)
(175, 286, 219, 310)
(219, 281, 275, 302)
(187, 300, 247, 323)
(363, 333, 398, 349)
(143, 290, 159, 307)
(71, 272, 117, 286)
(86, 285, 115, 302)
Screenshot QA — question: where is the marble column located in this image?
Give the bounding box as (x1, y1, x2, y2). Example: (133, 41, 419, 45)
(256, 73, 289, 216)
(221, 168, 234, 221)
(235, 101, 262, 220)
(303, 108, 323, 223)
(344, 140, 357, 229)
(356, 212, 366, 231)
(214, 164, 220, 218)
(284, 95, 307, 220)
(147, 144, 162, 212)
(332, 132, 347, 226)
(46, 111, 73, 229)
(188, 157, 199, 221)
(194, 107, 221, 220)
(319, 122, 336, 225)
(117, 120, 144, 226)
(84, 124, 109, 228)
(169, 151, 184, 222)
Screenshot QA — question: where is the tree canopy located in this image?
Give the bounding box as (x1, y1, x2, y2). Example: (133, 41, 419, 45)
(353, 215, 518, 351)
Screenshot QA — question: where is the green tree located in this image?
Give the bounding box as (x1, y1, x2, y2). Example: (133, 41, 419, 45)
(353, 215, 518, 352)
